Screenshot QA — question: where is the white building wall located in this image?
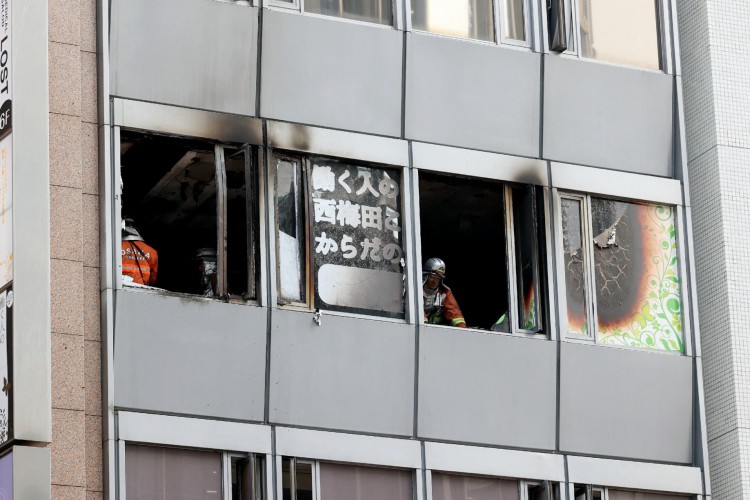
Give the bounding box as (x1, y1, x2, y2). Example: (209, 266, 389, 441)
(679, 0, 750, 497)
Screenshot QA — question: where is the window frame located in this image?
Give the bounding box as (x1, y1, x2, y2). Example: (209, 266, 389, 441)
(265, 0, 403, 30)
(115, 128, 262, 304)
(544, 0, 674, 73)
(270, 150, 411, 322)
(415, 168, 551, 338)
(405, 0, 536, 49)
(554, 190, 686, 354)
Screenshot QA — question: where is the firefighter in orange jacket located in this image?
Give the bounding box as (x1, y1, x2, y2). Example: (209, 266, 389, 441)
(121, 218, 159, 286)
(423, 257, 467, 328)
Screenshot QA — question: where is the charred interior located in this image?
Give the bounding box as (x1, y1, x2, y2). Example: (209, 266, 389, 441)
(120, 131, 253, 297)
(419, 172, 509, 330)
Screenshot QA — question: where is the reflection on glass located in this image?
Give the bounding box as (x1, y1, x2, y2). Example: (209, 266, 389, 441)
(276, 160, 305, 303)
(125, 445, 222, 500)
(512, 186, 541, 332)
(591, 199, 682, 351)
(561, 198, 588, 336)
(225, 149, 250, 298)
(579, 0, 660, 69)
(432, 472, 519, 500)
(306, 0, 392, 25)
(320, 463, 413, 500)
(503, 0, 525, 41)
(411, 0, 495, 42)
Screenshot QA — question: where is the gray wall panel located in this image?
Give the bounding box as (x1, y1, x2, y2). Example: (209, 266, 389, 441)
(12, 446, 51, 500)
(110, 0, 257, 115)
(405, 34, 540, 157)
(543, 57, 674, 176)
(261, 10, 403, 137)
(560, 342, 693, 463)
(418, 329, 556, 450)
(269, 309, 414, 436)
(114, 290, 267, 421)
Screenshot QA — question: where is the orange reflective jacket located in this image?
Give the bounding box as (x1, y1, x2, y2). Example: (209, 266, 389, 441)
(424, 285, 467, 328)
(122, 240, 158, 286)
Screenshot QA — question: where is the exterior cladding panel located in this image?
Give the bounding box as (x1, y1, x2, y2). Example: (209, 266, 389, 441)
(543, 56, 674, 177)
(418, 328, 557, 451)
(260, 10, 403, 137)
(110, 0, 258, 115)
(404, 33, 541, 158)
(113, 290, 268, 421)
(559, 342, 693, 464)
(268, 309, 415, 437)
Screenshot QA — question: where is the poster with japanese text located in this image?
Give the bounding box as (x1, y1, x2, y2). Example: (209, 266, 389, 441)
(310, 159, 405, 318)
(0, 0, 11, 290)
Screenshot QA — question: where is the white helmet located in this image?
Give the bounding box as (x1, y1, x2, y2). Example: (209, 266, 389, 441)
(122, 218, 144, 242)
(423, 257, 446, 277)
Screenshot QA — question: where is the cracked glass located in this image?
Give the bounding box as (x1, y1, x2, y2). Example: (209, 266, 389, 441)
(561, 197, 589, 336)
(591, 198, 682, 351)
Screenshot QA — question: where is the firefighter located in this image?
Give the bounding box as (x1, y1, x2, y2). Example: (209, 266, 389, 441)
(121, 218, 159, 286)
(422, 257, 467, 328)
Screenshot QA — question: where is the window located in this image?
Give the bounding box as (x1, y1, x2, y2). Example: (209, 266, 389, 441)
(274, 154, 406, 318)
(547, 0, 662, 70)
(125, 445, 265, 500)
(431, 473, 561, 500)
(574, 485, 691, 500)
(419, 172, 545, 333)
(120, 131, 258, 300)
(558, 194, 683, 352)
(283, 458, 413, 500)
(411, 0, 528, 44)
(272, 0, 393, 26)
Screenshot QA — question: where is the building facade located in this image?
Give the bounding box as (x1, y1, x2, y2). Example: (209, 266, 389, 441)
(0, 0, 726, 497)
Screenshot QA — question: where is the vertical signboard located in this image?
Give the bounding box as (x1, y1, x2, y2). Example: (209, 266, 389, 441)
(0, 451, 11, 499)
(0, 0, 10, 289)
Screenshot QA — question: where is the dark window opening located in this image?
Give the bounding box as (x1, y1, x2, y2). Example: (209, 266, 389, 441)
(120, 131, 258, 299)
(231, 455, 265, 500)
(282, 458, 314, 500)
(420, 172, 547, 333)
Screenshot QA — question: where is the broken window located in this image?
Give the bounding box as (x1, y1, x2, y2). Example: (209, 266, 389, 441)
(558, 194, 683, 352)
(274, 154, 406, 319)
(120, 131, 258, 300)
(283, 458, 412, 500)
(418, 172, 545, 333)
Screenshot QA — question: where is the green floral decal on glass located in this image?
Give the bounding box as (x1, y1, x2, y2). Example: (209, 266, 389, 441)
(592, 200, 682, 352)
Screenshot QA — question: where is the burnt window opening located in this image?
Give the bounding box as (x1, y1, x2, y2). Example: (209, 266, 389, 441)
(274, 153, 406, 319)
(418, 172, 546, 333)
(120, 131, 259, 300)
(558, 193, 683, 352)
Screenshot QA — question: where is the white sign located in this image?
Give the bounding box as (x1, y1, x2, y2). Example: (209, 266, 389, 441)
(0, 290, 9, 444)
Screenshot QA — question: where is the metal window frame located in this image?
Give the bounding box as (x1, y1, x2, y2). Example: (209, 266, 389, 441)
(405, 0, 535, 49)
(554, 189, 690, 355)
(114, 128, 262, 305)
(269, 149, 412, 323)
(413, 170, 552, 339)
(264, 0, 404, 30)
(545, 0, 673, 74)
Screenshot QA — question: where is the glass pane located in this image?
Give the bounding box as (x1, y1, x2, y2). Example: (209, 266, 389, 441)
(306, 0, 392, 25)
(512, 186, 542, 332)
(282, 458, 292, 500)
(120, 131, 217, 296)
(561, 198, 588, 336)
(231, 456, 260, 500)
(579, 0, 660, 70)
(311, 159, 405, 318)
(225, 148, 250, 298)
(591, 199, 682, 351)
(320, 463, 412, 500)
(608, 492, 691, 500)
(411, 0, 495, 42)
(503, 0, 525, 41)
(125, 445, 222, 500)
(276, 159, 305, 304)
(432, 472, 519, 500)
(296, 462, 314, 500)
